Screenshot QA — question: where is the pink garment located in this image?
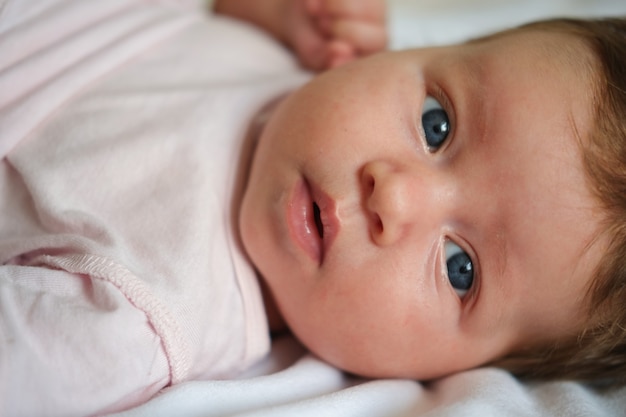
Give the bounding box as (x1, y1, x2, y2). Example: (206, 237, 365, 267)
(0, 1, 308, 415)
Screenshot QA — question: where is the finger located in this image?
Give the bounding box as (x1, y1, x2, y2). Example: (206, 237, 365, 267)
(318, 0, 386, 23)
(326, 39, 357, 68)
(330, 19, 388, 54)
(285, 0, 329, 70)
(312, 15, 333, 38)
(304, 0, 322, 15)
(293, 34, 328, 71)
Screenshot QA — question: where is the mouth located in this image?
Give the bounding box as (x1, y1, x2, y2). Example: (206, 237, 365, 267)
(287, 178, 338, 265)
(313, 202, 324, 239)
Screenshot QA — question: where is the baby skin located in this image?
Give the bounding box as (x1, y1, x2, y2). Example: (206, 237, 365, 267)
(239, 28, 607, 379)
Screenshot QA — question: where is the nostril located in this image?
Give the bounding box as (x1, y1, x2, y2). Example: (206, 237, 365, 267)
(361, 161, 412, 247)
(366, 176, 375, 194)
(361, 168, 383, 235)
(373, 213, 383, 234)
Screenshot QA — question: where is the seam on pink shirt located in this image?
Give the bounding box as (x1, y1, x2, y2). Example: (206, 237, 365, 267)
(33, 253, 191, 384)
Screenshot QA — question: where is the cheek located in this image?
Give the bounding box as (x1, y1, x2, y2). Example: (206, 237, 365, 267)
(287, 261, 419, 358)
(239, 194, 271, 273)
(321, 247, 422, 330)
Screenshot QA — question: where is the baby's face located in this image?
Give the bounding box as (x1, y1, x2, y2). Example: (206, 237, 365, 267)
(239, 30, 606, 379)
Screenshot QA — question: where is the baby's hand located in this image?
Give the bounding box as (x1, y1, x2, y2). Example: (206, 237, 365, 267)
(214, 0, 387, 71)
(285, 0, 387, 70)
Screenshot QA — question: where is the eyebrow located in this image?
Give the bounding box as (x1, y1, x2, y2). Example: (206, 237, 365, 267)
(458, 53, 488, 147)
(491, 229, 509, 286)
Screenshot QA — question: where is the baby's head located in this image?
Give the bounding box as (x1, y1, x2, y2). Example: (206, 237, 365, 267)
(492, 17, 626, 385)
(239, 17, 626, 383)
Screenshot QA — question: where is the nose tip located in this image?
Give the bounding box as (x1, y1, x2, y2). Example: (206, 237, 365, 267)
(361, 161, 411, 246)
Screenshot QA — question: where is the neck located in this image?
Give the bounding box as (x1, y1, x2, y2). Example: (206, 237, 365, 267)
(259, 275, 288, 334)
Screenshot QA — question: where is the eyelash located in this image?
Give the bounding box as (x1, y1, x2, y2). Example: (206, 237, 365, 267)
(430, 86, 454, 126)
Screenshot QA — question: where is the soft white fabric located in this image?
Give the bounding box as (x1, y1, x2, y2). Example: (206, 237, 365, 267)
(0, 1, 307, 415)
(388, 0, 626, 49)
(108, 335, 626, 417)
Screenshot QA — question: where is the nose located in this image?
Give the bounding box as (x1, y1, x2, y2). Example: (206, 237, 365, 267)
(360, 160, 445, 247)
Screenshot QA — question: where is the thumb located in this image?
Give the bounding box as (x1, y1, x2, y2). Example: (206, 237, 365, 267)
(290, 23, 329, 70)
(327, 39, 357, 68)
(285, 0, 341, 70)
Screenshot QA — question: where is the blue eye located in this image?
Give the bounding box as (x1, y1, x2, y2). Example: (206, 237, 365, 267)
(421, 96, 450, 150)
(444, 240, 474, 298)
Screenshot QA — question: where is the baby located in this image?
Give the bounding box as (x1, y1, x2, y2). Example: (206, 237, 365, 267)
(1, 0, 625, 415)
(239, 6, 626, 383)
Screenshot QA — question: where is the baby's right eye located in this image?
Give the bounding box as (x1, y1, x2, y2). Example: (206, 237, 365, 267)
(421, 96, 450, 150)
(444, 240, 474, 298)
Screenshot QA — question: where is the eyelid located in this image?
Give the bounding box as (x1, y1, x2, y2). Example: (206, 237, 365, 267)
(429, 85, 455, 125)
(441, 234, 481, 305)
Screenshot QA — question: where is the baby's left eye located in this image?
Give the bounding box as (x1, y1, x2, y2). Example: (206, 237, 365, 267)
(421, 96, 450, 150)
(444, 240, 474, 298)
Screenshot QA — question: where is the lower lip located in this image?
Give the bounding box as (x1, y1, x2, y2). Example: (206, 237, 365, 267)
(287, 179, 323, 264)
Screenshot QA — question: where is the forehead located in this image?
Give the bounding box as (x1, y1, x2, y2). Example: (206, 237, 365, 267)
(434, 31, 604, 345)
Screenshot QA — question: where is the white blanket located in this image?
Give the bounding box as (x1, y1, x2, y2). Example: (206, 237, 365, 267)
(109, 335, 626, 417)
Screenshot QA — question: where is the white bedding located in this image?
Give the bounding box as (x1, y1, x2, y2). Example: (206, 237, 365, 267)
(109, 335, 626, 417)
(388, 0, 626, 49)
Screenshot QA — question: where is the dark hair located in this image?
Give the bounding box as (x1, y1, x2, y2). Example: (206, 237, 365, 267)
(489, 17, 626, 386)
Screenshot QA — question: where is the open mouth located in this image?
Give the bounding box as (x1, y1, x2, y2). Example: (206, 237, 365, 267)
(287, 178, 338, 265)
(308, 180, 339, 263)
(313, 202, 324, 239)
